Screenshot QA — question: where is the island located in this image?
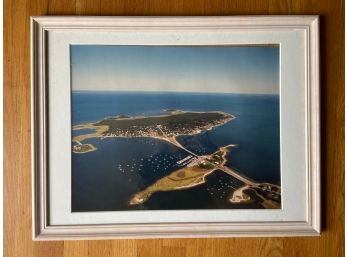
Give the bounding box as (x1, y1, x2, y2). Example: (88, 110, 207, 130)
(72, 110, 281, 209)
(72, 110, 234, 154)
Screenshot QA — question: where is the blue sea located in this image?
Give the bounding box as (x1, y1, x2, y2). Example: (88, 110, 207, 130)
(71, 91, 280, 211)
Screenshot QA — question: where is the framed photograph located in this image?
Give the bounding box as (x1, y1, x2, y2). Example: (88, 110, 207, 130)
(31, 16, 320, 240)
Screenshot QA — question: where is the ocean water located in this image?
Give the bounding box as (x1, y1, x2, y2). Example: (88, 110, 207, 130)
(71, 91, 280, 211)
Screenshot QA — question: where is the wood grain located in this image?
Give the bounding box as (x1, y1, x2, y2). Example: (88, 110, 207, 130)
(4, 0, 344, 256)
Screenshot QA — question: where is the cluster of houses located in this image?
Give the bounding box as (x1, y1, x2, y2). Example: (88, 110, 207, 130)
(102, 123, 206, 138)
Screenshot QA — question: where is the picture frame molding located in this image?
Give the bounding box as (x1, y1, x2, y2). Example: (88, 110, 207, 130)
(31, 15, 320, 240)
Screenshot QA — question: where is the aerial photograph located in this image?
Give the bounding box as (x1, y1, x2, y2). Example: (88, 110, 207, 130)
(70, 45, 281, 211)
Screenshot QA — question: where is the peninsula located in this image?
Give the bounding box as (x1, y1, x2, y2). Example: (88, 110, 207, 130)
(129, 144, 281, 209)
(72, 110, 233, 153)
(129, 145, 235, 205)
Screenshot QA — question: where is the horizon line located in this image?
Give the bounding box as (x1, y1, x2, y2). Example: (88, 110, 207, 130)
(71, 90, 279, 96)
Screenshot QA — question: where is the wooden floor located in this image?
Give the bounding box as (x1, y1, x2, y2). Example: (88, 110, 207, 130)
(4, 0, 344, 256)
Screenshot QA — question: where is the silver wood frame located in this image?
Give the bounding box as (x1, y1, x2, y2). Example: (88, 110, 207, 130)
(31, 16, 320, 240)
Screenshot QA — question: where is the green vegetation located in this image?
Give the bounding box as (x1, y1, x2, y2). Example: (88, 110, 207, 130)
(72, 111, 234, 155)
(95, 111, 233, 137)
(198, 162, 215, 170)
(207, 152, 224, 165)
(129, 166, 217, 205)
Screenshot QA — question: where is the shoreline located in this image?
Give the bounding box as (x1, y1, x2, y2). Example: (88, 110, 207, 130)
(73, 110, 234, 125)
(72, 144, 97, 154)
(128, 168, 218, 205)
(72, 110, 234, 155)
(229, 183, 281, 208)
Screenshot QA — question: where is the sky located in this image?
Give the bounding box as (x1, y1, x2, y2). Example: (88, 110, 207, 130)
(70, 45, 279, 94)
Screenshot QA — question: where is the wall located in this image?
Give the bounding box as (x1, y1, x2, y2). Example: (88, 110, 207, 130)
(4, 0, 344, 256)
